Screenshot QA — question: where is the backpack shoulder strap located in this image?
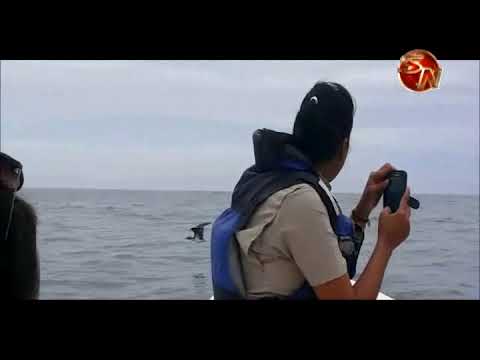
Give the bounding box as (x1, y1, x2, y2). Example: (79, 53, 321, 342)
(298, 176, 339, 234)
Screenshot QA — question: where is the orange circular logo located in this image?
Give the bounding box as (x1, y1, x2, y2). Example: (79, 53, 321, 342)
(398, 49, 442, 92)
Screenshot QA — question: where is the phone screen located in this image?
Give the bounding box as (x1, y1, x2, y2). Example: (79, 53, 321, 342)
(384, 171, 407, 212)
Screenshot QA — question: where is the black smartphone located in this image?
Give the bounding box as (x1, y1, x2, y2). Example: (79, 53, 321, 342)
(383, 170, 407, 213)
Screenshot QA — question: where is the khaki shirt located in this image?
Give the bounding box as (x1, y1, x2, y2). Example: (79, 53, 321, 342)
(235, 181, 347, 299)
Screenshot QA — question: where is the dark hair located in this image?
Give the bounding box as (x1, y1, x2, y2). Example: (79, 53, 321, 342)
(0, 193, 39, 299)
(293, 81, 356, 164)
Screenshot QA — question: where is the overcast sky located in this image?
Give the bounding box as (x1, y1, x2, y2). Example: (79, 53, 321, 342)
(1, 60, 478, 194)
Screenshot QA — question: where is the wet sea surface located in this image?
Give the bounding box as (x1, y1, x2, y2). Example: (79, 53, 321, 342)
(19, 189, 479, 299)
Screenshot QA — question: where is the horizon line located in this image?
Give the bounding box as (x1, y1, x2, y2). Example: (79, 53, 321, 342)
(20, 186, 480, 197)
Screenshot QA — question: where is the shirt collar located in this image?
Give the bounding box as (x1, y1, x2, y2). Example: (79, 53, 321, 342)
(318, 171, 332, 191)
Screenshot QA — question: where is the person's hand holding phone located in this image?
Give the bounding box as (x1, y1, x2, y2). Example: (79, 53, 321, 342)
(354, 163, 396, 221)
(378, 187, 411, 253)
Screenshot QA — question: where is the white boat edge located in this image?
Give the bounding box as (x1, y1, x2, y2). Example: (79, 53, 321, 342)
(209, 280, 394, 300)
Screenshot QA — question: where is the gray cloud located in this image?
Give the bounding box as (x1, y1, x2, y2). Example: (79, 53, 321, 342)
(2, 60, 478, 194)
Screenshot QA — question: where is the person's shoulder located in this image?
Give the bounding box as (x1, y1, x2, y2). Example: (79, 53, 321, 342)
(14, 196, 38, 227)
(281, 183, 328, 214)
(284, 183, 320, 202)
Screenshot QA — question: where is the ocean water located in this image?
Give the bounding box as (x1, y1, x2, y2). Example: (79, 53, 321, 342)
(18, 189, 479, 300)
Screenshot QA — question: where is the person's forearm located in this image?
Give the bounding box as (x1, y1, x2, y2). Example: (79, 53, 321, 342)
(352, 240, 392, 299)
(350, 216, 367, 232)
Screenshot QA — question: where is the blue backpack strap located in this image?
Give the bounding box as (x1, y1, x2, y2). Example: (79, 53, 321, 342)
(212, 168, 322, 300)
(211, 208, 246, 299)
